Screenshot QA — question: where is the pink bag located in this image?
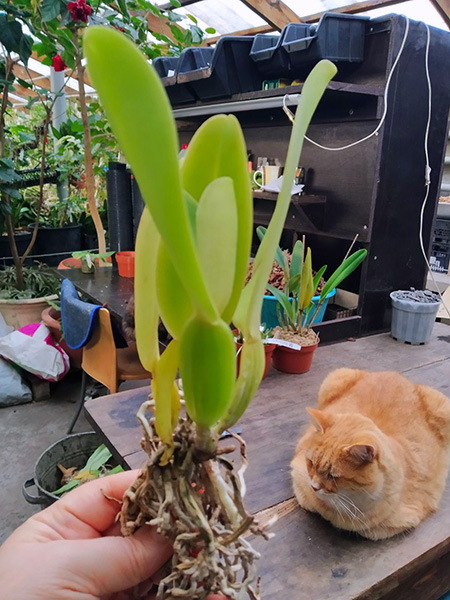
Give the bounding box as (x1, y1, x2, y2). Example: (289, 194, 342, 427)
(0, 322, 70, 382)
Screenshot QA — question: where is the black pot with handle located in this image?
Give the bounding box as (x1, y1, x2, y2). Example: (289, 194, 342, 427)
(23, 432, 120, 508)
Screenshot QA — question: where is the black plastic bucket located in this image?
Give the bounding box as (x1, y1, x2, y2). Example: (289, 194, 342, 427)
(0, 231, 33, 265)
(22, 432, 119, 508)
(28, 224, 82, 263)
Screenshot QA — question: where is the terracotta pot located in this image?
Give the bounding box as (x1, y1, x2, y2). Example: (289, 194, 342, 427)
(235, 336, 275, 380)
(41, 306, 82, 369)
(0, 295, 58, 330)
(116, 251, 135, 278)
(272, 340, 319, 374)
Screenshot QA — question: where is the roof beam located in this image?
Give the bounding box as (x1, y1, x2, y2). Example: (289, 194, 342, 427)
(204, 24, 274, 45)
(429, 0, 450, 27)
(12, 63, 74, 97)
(302, 0, 411, 22)
(240, 0, 301, 30)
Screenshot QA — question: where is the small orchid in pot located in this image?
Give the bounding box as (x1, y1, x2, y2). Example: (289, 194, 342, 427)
(261, 232, 367, 374)
(84, 25, 337, 600)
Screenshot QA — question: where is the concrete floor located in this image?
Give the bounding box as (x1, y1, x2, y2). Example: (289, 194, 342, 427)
(0, 371, 92, 543)
(0, 371, 148, 544)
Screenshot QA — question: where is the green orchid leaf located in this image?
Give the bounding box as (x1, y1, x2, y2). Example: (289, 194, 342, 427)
(181, 114, 252, 322)
(256, 226, 286, 275)
(52, 479, 80, 496)
(320, 249, 367, 301)
(233, 60, 337, 340)
(313, 265, 327, 296)
(218, 337, 264, 432)
(266, 284, 295, 323)
(290, 240, 303, 281)
(156, 240, 194, 340)
(84, 27, 217, 322)
(84, 444, 112, 471)
(196, 177, 237, 315)
(108, 465, 125, 475)
(135, 208, 160, 372)
(152, 339, 180, 461)
(180, 318, 236, 428)
(299, 248, 314, 310)
(288, 273, 301, 295)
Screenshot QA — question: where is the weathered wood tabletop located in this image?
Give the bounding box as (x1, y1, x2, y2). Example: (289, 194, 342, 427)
(85, 324, 450, 600)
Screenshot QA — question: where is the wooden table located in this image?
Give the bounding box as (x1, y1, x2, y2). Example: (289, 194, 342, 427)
(85, 324, 450, 600)
(57, 268, 133, 321)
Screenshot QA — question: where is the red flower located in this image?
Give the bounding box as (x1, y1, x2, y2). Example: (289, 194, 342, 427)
(113, 25, 126, 33)
(67, 0, 92, 23)
(52, 54, 67, 72)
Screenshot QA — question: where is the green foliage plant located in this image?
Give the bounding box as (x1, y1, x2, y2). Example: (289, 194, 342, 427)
(53, 444, 124, 496)
(72, 249, 114, 273)
(84, 25, 336, 599)
(257, 226, 367, 342)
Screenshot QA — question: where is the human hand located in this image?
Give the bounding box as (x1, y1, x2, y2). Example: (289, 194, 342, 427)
(0, 470, 225, 600)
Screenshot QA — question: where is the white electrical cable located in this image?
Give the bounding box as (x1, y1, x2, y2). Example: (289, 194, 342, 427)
(418, 24, 450, 317)
(301, 17, 410, 151)
(282, 18, 410, 147)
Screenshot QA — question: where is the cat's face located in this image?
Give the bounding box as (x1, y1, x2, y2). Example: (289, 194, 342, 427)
(301, 408, 383, 506)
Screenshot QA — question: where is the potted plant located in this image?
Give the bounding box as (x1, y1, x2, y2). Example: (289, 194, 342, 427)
(250, 225, 334, 328)
(234, 325, 276, 379)
(261, 234, 367, 373)
(85, 25, 336, 597)
(70, 250, 114, 273)
(390, 288, 441, 345)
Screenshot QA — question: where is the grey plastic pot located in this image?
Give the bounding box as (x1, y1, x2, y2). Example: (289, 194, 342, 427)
(23, 432, 117, 508)
(390, 291, 441, 345)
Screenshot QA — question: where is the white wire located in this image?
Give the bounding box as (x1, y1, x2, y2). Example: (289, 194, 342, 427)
(301, 17, 410, 151)
(418, 24, 450, 317)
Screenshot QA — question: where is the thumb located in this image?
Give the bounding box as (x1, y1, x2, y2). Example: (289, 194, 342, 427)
(63, 526, 172, 596)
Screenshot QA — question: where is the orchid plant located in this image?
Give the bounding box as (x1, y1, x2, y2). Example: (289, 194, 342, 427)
(84, 26, 337, 600)
(257, 226, 367, 337)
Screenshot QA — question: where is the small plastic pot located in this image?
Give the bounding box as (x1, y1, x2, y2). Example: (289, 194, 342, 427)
(234, 331, 275, 379)
(116, 251, 135, 278)
(390, 291, 441, 345)
(272, 340, 319, 374)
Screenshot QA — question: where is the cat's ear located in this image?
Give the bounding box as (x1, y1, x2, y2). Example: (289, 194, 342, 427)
(307, 408, 332, 433)
(344, 443, 376, 464)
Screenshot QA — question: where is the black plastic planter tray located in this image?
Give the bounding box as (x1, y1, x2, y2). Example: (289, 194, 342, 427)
(153, 56, 196, 105)
(282, 13, 369, 72)
(177, 37, 263, 101)
(250, 27, 310, 78)
(13, 167, 60, 189)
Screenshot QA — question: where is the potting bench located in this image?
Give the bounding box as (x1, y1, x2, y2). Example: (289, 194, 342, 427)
(56, 268, 133, 322)
(84, 322, 450, 600)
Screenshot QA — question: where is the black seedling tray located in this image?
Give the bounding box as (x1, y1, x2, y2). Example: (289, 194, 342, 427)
(282, 13, 369, 72)
(177, 37, 263, 101)
(153, 56, 196, 106)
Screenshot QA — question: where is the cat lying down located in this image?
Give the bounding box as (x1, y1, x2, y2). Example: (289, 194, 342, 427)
(291, 368, 450, 540)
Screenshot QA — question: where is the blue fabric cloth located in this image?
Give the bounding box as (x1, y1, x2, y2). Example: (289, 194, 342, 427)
(60, 279, 101, 350)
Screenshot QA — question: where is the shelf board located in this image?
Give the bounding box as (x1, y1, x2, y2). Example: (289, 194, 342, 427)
(253, 191, 327, 234)
(253, 190, 326, 206)
(172, 81, 384, 119)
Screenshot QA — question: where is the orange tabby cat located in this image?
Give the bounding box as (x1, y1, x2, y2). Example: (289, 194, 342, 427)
(291, 368, 450, 540)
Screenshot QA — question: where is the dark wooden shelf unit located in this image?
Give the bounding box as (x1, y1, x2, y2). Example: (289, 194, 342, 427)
(176, 15, 450, 337)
